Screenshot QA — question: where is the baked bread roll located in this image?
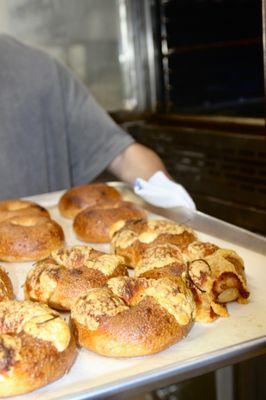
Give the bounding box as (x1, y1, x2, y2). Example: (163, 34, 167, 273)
(74, 201, 147, 243)
(0, 300, 76, 397)
(71, 276, 195, 357)
(184, 241, 250, 322)
(59, 183, 122, 219)
(135, 244, 186, 279)
(0, 216, 64, 262)
(110, 219, 197, 267)
(0, 267, 13, 302)
(0, 199, 49, 223)
(25, 246, 128, 311)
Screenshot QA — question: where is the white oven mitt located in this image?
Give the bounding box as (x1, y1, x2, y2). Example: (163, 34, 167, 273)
(134, 171, 196, 210)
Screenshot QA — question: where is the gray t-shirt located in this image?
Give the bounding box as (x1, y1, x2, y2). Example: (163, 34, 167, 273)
(0, 35, 134, 199)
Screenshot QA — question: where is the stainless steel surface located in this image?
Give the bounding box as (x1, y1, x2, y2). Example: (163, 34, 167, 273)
(110, 181, 266, 254)
(0, 0, 158, 112)
(56, 337, 266, 400)
(146, 205, 266, 255)
(215, 366, 234, 400)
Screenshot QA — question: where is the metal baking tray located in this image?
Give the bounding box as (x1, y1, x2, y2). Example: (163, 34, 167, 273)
(3, 183, 266, 400)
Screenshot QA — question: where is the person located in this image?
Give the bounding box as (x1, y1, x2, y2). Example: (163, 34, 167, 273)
(0, 34, 169, 200)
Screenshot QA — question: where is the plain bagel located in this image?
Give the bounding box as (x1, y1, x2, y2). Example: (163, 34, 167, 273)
(0, 199, 49, 223)
(0, 216, 64, 262)
(58, 183, 122, 219)
(73, 201, 147, 243)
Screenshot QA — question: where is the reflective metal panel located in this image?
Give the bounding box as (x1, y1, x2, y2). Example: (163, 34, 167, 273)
(0, 0, 158, 111)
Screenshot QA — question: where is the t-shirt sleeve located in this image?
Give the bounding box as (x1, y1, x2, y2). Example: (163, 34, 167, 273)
(55, 60, 135, 185)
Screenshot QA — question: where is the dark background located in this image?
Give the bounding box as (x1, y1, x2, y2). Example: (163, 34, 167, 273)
(122, 0, 265, 235)
(159, 0, 264, 115)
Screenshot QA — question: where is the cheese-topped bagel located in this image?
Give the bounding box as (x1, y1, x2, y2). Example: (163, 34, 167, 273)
(0, 300, 76, 397)
(110, 219, 197, 267)
(184, 241, 250, 322)
(25, 245, 128, 310)
(71, 276, 195, 357)
(135, 244, 186, 279)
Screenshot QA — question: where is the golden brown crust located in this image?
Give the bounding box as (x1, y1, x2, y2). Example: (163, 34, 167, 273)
(0, 199, 49, 223)
(58, 183, 122, 219)
(135, 244, 186, 279)
(110, 219, 197, 267)
(74, 201, 147, 243)
(71, 276, 195, 357)
(0, 300, 76, 397)
(25, 246, 128, 310)
(182, 241, 219, 262)
(0, 332, 76, 397)
(0, 216, 64, 262)
(185, 242, 250, 322)
(0, 267, 13, 302)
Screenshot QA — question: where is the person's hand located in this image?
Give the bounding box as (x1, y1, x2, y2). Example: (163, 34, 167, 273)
(134, 171, 196, 210)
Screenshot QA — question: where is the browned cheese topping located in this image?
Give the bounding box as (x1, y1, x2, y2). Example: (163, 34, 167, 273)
(205, 249, 248, 300)
(187, 247, 249, 320)
(183, 241, 219, 262)
(187, 259, 213, 293)
(135, 244, 185, 276)
(84, 254, 125, 276)
(108, 276, 195, 326)
(107, 276, 145, 305)
(26, 246, 126, 302)
(111, 228, 138, 250)
(205, 249, 245, 278)
(186, 244, 247, 292)
(144, 278, 195, 325)
(0, 301, 70, 352)
(51, 246, 94, 268)
(138, 220, 192, 244)
(52, 246, 125, 275)
(71, 288, 129, 330)
(111, 219, 195, 249)
(26, 261, 59, 302)
(109, 219, 127, 239)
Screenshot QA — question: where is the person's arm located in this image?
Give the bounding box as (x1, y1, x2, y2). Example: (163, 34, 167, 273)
(107, 142, 170, 184)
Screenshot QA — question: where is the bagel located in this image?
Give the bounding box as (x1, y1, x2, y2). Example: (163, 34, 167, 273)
(110, 219, 197, 267)
(182, 240, 219, 262)
(73, 201, 147, 243)
(0, 199, 49, 223)
(71, 276, 195, 357)
(135, 244, 187, 279)
(184, 241, 250, 322)
(0, 300, 76, 397)
(0, 267, 13, 302)
(25, 246, 128, 310)
(0, 216, 64, 262)
(59, 183, 122, 219)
